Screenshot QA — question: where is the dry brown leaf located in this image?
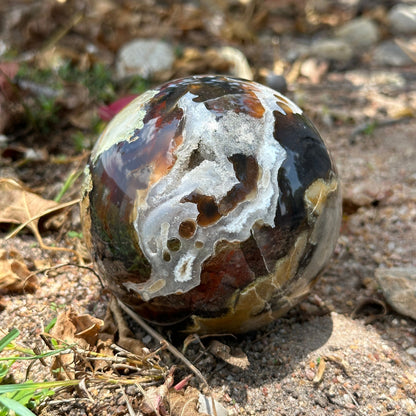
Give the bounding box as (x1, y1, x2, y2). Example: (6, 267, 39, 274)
(96, 297, 147, 371)
(50, 307, 104, 348)
(0, 178, 79, 253)
(209, 340, 250, 370)
(101, 297, 145, 355)
(168, 387, 209, 416)
(0, 249, 38, 294)
(323, 354, 351, 376)
(300, 58, 329, 84)
(313, 357, 326, 384)
(173, 47, 231, 78)
(0, 178, 58, 230)
(140, 367, 175, 415)
(49, 307, 104, 379)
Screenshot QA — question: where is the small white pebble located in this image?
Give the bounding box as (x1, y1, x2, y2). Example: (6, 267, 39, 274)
(142, 335, 152, 344)
(406, 347, 416, 356)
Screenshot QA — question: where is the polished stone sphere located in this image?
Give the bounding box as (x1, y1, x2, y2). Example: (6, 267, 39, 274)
(81, 75, 342, 334)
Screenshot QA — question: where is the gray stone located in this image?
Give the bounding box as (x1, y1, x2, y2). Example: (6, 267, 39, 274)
(373, 40, 414, 66)
(310, 39, 353, 62)
(285, 43, 310, 63)
(375, 267, 416, 320)
(216, 46, 253, 80)
(406, 347, 416, 357)
(388, 4, 416, 34)
(335, 18, 380, 49)
(265, 73, 287, 93)
(116, 39, 174, 79)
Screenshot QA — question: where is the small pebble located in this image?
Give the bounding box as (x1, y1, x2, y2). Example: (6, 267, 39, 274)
(388, 4, 416, 34)
(406, 347, 416, 357)
(310, 39, 353, 62)
(142, 334, 152, 344)
(116, 39, 174, 79)
(265, 73, 287, 93)
(335, 18, 380, 49)
(375, 267, 416, 321)
(373, 41, 414, 67)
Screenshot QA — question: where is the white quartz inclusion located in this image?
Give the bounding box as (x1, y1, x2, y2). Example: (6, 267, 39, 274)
(128, 85, 297, 300)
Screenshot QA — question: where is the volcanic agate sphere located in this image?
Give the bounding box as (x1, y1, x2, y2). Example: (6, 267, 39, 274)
(81, 75, 342, 334)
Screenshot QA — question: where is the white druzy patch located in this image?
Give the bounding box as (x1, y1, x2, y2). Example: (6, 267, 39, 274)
(127, 87, 296, 300)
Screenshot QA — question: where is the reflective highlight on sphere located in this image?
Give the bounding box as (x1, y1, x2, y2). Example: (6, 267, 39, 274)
(81, 75, 342, 334)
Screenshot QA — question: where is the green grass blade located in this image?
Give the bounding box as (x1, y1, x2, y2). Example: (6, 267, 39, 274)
(0, 396, 36, 416)
(54, 170, 82, 202)
(0, 346, 74, 362)
(44, 317, 57, 333)
(0, 329, 20, 353)
(8, 388, 37, 407)
(0, 380, 79, 394)
(0, 364, 10, 381)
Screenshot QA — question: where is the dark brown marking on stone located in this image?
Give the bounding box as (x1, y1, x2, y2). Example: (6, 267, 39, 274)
(219, 154, 259, 215)
(240, 233, 269, 277)
(181, 192, 221, 227)
(204, 92, 265, 119)
(167, 238, 181, 252)
(179, 220, 197, 239)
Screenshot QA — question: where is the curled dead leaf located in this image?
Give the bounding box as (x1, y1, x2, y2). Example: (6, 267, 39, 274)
(208, 340, 250, 370)
(50, 307, 104, 348)
(323, 354, 351, 377)
(313, 357, 326, 384)
(0, 249, 38, 294)
(0, 178, 58, 231)
(173, 47, 231, 78)
(139, 366, 175, 415)
(49, 307, 103, 379)
(102, 297, 145, 355)
(0, 177, 80, 254)
(168, 387, 210, 416)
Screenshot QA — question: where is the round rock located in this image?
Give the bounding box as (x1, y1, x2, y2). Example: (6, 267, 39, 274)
(335, 18, 380, 50)
(265, 73, 288, 93)
(388, 4, 416, 34)
(375, 267, 416, 321)
(373, 41, 414, 67)
(310, 39, 353, 62)
(116, 39, 175, 79)
(81, 75, 342, 334)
